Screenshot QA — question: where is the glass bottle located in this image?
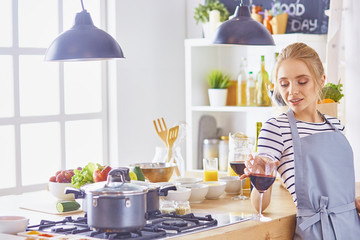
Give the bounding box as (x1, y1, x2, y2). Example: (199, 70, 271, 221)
(269, 52, 279, 97)
(246, 71, 256, 106)
(263, 10, 273, 34)
(237, 57, 247, 106)
(256, 55, 271, 106)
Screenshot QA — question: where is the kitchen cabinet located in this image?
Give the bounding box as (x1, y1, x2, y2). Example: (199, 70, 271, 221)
(185, 34, 327, 170)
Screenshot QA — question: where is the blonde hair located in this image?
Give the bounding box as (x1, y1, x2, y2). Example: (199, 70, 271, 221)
(273, 43, 324, 106)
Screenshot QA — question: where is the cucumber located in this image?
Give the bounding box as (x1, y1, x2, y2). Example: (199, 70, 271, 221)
(133, 166, 145, 181)
(56, 201, 80, 212)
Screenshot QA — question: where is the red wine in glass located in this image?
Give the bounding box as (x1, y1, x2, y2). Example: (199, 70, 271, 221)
(230, 161, 247, 200)
(230, 161, 246, 175)
(249, 174, 276, 193)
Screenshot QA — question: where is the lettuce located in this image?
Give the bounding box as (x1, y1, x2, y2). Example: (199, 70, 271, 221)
(71, 162, 96, 188)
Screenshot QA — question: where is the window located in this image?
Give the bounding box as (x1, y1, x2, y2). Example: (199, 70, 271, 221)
(0, 0, 108, 195)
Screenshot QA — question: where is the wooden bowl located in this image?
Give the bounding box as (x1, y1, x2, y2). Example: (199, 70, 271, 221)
(131, 162, 175, 183)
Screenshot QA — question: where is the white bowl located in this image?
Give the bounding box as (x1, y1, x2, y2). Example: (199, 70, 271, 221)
(219, 176, 245, 194)
(182, 183, 209, 203)
(0, 216, 29, 234)
(174, 177, 202, 185)
(48, 182, 74, 200)
(164, 186, 191, 202)
(204, 181, 226, 199)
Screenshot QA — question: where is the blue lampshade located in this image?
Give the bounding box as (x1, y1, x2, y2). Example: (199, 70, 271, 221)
(213, 4, 275, 45)
(45, 10, 124, 61)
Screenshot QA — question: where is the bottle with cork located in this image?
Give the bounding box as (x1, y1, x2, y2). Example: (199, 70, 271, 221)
(256, 55, 271, 106)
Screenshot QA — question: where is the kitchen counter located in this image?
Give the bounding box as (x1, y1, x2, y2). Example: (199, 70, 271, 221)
(1, 179, 359, 240)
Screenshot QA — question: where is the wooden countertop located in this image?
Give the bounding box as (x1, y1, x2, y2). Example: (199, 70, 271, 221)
(1, 176, 358, 240)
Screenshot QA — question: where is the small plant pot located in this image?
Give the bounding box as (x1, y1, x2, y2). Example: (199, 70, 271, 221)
(208, 89, 228, 106)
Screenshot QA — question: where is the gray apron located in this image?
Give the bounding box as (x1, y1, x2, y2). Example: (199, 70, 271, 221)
(287, 109, 360, 240)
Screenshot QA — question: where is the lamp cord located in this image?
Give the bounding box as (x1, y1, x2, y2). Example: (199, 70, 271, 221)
(80, 0, 85, 11)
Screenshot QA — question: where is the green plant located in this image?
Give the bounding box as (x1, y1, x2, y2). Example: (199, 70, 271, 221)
(321, 81, 344, 103)
(207, 69, 230, 89)
(194, 0, 230, 24)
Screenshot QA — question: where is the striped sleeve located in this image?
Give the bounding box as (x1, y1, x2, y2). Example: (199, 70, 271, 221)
(257, 118, 284, 162)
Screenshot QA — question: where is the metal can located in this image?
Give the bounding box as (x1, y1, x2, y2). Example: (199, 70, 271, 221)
(218, 136, 229, 171)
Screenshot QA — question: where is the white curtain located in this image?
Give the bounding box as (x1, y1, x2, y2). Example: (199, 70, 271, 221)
(344, 0, 360, 181)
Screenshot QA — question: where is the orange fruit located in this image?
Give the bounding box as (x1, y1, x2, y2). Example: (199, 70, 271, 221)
(318, 98, 335, 104)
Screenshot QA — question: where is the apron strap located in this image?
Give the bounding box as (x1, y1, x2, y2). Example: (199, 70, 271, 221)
(297, 196, 356, 240)
(317, 111, 340, 133)
(286, 109, 305, 199)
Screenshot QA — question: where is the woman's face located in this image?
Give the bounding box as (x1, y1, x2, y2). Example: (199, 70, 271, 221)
(277, 59, 324, 118)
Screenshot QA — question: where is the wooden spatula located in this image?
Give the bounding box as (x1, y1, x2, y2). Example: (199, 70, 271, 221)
(153, 117, 168, 147)
(167, 126, 181, 176)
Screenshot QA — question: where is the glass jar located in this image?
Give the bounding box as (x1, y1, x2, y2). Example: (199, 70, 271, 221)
(203, 138, 219, 159)
(175, 200, 191, 215)
(160, 199, 176, 214)
(218, 136, 229, 171)
(152, 146, 185, 177)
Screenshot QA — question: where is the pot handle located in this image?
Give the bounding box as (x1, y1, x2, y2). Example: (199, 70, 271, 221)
(158, 184, 177, 196)
(65, 187, 86, 199)
(106, 168, 126, 187)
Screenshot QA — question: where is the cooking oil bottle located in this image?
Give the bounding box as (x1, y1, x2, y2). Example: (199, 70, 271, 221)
(246, 71, 256, 106)
(237, 58, 247, 106)
(256, 55, 271, 106)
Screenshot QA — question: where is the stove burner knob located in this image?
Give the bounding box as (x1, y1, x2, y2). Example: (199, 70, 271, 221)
(125, 198, 131, 208)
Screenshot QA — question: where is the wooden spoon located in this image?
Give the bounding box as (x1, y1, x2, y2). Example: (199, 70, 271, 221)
(167, 126, 181, 176)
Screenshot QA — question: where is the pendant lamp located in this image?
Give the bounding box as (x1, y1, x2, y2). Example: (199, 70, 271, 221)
(45, 0, 124, 61)
(213, 1, 275, 45)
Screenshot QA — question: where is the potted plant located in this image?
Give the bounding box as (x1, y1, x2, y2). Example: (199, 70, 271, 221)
(194, 0, 230, 38)
(207, 69, 230, 106)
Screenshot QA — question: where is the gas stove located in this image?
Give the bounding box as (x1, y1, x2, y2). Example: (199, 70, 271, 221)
(26, 211, 218, 239)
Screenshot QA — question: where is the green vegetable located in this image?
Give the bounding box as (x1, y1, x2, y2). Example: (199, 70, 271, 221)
(133, 166, 145, 181)
(71, 162, 96, 188)
(56, 201, 80, 213)
(321, 82, 344, 103)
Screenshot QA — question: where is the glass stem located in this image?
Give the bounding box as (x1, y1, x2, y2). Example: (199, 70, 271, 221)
(240, 180, 244, 196)
(259, 192, 264, 216)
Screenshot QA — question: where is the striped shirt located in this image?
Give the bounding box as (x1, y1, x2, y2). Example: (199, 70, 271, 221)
(257, 113, 344, 205)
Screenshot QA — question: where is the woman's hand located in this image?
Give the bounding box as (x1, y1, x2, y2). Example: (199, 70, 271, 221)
(240, 154, 279, 180)
(356, 196, 360, 213)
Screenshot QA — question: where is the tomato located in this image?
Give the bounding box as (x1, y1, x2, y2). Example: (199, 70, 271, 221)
(93, 165, 112, 182)
(49, 176, 56, 182)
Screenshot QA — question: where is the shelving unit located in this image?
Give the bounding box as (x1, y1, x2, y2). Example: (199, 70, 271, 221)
(184, 34, 327, 171)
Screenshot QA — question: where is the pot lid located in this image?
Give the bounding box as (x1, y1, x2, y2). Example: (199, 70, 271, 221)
(131, 180, 160, 191)
(82, 181, 148, 196)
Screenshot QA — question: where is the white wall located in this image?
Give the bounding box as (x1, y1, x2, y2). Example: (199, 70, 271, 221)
(109, 0, 187, 166)
(344, 0, 360, 181)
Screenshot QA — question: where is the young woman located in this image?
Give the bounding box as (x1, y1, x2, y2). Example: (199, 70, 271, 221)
(242, 42, 360, 239)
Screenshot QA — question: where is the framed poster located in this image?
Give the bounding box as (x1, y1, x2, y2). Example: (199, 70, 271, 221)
(219, 0, 330, 34)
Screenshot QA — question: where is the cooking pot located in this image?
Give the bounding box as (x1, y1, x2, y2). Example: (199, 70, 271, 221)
(117, 167, 177, 214)
(132, 181, 176, 214)
(66, 169, 148, 232)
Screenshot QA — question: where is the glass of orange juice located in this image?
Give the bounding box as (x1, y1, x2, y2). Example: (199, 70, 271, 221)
(203, 157, 218, 181)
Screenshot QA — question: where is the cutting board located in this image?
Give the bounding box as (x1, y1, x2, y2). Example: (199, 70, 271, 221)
(0, 234, 27, 240)
(197, 115, 222, 169)
(18, 191, 82, 215)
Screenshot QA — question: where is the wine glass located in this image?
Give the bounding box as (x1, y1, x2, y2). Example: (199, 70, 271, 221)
(228, 136, 254, 200)
(230, 160, 248, 200)
(248, 155, 277, 222)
